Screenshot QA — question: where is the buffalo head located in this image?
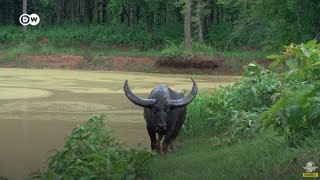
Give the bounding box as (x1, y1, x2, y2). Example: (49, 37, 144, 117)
(124, 78, 198, 134)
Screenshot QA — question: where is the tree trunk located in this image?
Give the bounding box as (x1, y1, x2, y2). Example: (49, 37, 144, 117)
(122, 5, 130, 26)
(196, 16, 203, 42)
(146, 14, 154, 33)
(203, 16, 208, 39)
(55, 0, 61, 25)
(214, 4, 217, 24)
(164, 4, 168, 24)
(61, 0, 65, 24)
(71, 0, 74, 24)
(184, 0, 192, 50)
(130, 2, 133, 27)
(136, 6, 140, 22)
(196, 1, 204, 43)
(88, 0, 94, 23)
(22, 0, 27, 32)
(102, 0, 107, 24)
(219, 7, 223, 23)
(97, 0, 102, 24)
(79, 0, 84, 24)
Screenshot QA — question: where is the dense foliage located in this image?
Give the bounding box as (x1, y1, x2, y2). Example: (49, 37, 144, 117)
(0, 0, 319, 49)
(31, 114, 154, 179)
(262, 40, 320, 146)
(184, 40, 320, 146)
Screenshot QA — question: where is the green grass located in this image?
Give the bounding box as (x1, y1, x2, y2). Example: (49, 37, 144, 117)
(0, 43, 163, 60)
(145, 131, 320, 180)
(1, 43, 33, 63)
(181, 92, 215, 138)
(0, 43, 271, 61)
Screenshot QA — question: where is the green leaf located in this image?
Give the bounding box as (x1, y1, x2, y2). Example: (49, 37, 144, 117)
(270, 59, 281, 68)
(267, 54, 283, 60)
(307, 104, 320, 119)
(262, 98, 289, 127)
(304, 39, 317, 50)
(251, 86, 258, 98)
(285, 58, 298, 70)
(290, 47, 304, 57)
(287, 105, 304, 130)
(309, 97, 320, 102)
(311, 62, 320, 69)
(301, 47, 311, 57)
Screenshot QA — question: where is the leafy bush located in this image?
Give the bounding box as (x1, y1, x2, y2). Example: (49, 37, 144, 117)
(184, 62, 282, 140)
(183, 40, 319, 146)
(262, 40, 320, 146)
(268, 40, 320, 81)
(31, 114, 154, 179)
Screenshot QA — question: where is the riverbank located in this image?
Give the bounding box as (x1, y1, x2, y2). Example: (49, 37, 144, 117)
(0, 43, 272, 75)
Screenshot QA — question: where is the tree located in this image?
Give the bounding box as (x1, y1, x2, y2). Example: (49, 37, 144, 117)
(79, 0, 84, 24)
(22, 0, 27, 32)
(195, 0, 204, 43)
(184, 0, 192, 50)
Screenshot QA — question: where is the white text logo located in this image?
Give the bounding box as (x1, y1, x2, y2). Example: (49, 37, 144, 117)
(19, 14, 40, 26)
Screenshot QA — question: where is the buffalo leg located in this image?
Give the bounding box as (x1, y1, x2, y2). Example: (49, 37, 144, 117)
(167, 125, 182, 153)
(162, 135, 172, 155)
(157, 134, 163, 147)
(169, 139, 177, 152)
(147, 126, 160, 153)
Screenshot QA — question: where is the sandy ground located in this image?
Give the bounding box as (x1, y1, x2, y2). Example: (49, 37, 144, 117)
(0, 68, 237, 179)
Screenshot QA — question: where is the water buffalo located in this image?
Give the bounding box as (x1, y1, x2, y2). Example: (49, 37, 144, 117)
(124, 78, 198, 155)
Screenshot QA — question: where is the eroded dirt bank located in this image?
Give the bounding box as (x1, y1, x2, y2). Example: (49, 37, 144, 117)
(0, 68, 238, 179)
(0, 55, 270, 75)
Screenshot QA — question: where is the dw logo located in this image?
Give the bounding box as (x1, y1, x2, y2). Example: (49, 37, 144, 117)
(19, 14, 40, 26)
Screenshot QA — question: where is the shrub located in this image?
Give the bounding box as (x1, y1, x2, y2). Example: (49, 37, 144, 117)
(31, 114, 154, 179)
(183, 63, 282, 140)
(183, 40, 320, 146)
(262, 40, 320, 146)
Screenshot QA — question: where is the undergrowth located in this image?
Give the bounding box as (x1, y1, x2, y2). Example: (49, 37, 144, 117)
(146, 131, 320, 180)
(31, 114, 154, 179)
(183, 39, 320, 146)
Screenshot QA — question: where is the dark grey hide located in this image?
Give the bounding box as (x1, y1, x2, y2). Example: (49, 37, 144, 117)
(124, 78, 198, 154)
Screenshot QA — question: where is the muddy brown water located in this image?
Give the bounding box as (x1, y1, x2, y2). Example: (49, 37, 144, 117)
(0, 68, 237, 179)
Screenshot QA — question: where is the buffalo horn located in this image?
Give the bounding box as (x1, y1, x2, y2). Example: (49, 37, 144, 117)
(168, 78, 198, 108)
(124, 80, 156, 107)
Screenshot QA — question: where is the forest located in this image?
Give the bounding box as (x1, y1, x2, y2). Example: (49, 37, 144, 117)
(0, 0, 319, 180)
(0, 0, 319, 50)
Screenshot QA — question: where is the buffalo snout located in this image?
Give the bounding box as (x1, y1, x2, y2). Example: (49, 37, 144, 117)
(156, 124, 167, 132)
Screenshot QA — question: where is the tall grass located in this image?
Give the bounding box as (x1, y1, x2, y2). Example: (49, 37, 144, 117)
(181, 92, 214, 138)
(1, 43, 32, 63)
(145, 131, 320, 180)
